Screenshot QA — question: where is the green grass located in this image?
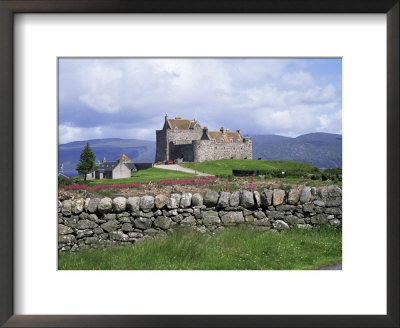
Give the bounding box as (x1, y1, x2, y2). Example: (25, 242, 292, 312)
(87, 168, 196, 185)
(256, 177, 342, 188)
(58, 225, 341, 270)
(181, 159, 319, 177)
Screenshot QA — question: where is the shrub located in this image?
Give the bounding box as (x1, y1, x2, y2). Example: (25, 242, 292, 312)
(323, 168, 342, 181)
(58, 175, 73, 186)
(232, 169, 321, 178)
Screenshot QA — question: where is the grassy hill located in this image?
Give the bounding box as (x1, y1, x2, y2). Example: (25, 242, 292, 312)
(181, 159, 319, 177)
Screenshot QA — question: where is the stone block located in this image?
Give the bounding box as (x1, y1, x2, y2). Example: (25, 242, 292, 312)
(98, 197, 113, 213)
(300, 187, 311, 204)
(140, 196, 154, 211)
(229, 191, 240, 207)
(240, 190, 255, 208)
(113, 197, 126, 212)
(126, 197, 140, 212)
(155, 194, 168, 209)
(217, 192, 230, 208)
(287, 189, 300, 205)
(261, 189, 273, 206)
(71, 198, 84, 215)
(272, 189, 285, 206)
(191, 193, 203, 207)
(154, 216, 173, 230)
(204, 191, 219, 207)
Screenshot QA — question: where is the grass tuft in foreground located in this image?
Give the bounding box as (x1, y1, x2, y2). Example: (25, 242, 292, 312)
(58, 225, 341, 270)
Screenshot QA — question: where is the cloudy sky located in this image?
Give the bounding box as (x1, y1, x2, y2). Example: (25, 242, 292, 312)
(58, 58, 341, 144)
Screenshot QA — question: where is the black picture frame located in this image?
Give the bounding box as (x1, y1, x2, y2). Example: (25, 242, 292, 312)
(0, 1, 398, 327)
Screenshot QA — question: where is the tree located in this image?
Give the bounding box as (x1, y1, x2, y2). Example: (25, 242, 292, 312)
(76, 142, 97, 182)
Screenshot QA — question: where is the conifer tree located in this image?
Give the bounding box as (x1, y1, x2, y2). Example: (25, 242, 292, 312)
(76, 142, 97, 181)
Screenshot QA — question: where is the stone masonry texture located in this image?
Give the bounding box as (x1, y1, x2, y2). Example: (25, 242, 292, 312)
(58, 185, 342, 253)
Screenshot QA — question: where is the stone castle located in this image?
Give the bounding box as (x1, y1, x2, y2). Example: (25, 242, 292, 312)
(156, 114, 252, 163)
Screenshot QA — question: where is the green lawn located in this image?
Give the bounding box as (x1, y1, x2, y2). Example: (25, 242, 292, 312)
(181, 159, 319, 177)
(58, 225, 342, 270)
(87, 168, 196, 185)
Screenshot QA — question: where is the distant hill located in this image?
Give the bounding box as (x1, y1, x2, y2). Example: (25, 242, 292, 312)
(58, 138, 156, 177)
(59, 133, 341, 176)
(250, 132, 342, 169)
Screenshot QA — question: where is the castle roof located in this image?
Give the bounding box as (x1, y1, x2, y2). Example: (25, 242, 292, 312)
(164, 115, 243, 142)
(225, 131, 243, 142)
(167, 119, 197, 130)
(207, 130, 243, 143)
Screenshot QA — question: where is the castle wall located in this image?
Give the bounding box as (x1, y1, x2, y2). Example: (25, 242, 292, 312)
(214, 138, 252, 160)
(170, 143, 194, 162)
(167, 129, 202, 161)
(167, 129, 203, 145)
(193, 138, 252, 162)
(155, 130, 168, 162)
(193, 140, 215, 162)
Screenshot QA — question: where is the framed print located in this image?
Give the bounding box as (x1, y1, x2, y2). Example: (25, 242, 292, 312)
(0, 0, 398, 327)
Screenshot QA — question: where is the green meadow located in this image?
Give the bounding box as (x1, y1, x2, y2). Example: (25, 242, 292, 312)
(58, 225, 342, 270)
(181, 159, 320, 176)
(87, 167, 197, 185)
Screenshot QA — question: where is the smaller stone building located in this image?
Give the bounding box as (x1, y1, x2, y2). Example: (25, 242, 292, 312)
(85, 154, 137, 180)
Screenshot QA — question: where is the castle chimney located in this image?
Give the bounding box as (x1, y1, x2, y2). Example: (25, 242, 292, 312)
(201, 126, 209, 140)
(102, 156, 106, 163)
(226, 128, 230, 132)
(175, 115, 181, 119)
(236, 129, 241, 134)
(220, 126, 224, 134)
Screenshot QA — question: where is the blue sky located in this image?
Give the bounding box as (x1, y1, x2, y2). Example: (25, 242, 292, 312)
(58, 58, 342, 144)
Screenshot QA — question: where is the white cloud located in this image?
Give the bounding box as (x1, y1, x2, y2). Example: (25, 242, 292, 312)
(59, 123, 156, 144)
(76, 61, 123, 113)
(59, 124, 103, 144)
(59, 58, 342, 139)
(281, 70, 314, 87)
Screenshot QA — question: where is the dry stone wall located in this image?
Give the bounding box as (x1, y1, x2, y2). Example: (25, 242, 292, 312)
(58, 185, 342, 252)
